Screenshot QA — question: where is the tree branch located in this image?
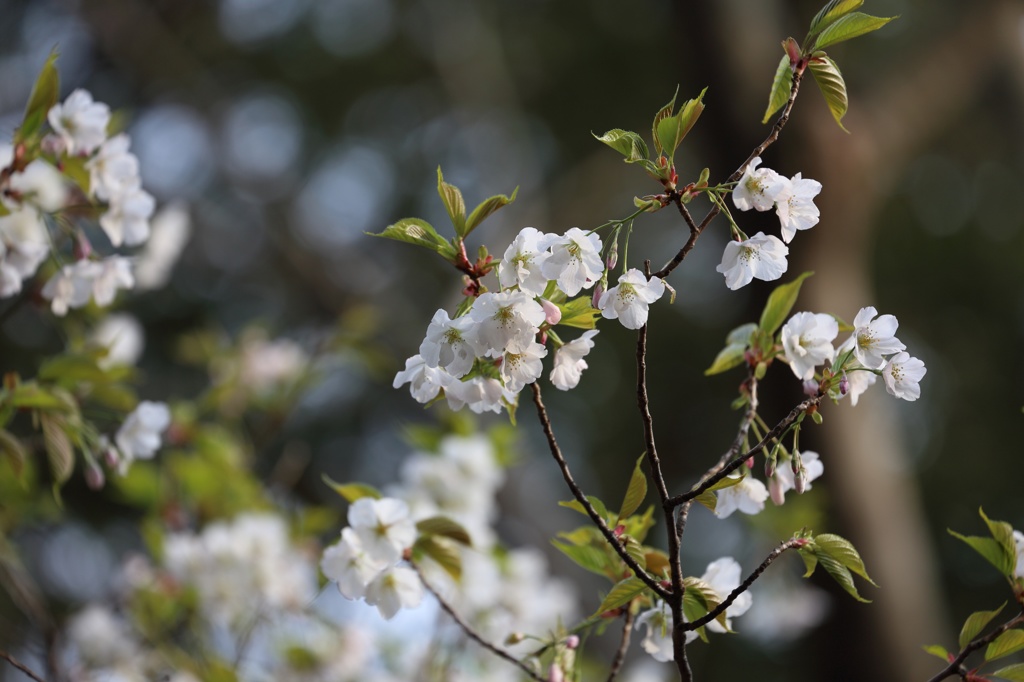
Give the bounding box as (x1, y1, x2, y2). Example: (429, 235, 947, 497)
(530, 382, 671, 600)
(0, 649, 47, 682)
(604, 608, 635, 682)
(412, 562, 546, 682)
(685, 538, 802, 631)
(653, 69, 805, 279)
(925, 611, 1024, 682)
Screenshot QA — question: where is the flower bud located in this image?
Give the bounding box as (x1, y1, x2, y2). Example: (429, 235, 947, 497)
(565, 635, 580, 650)
(547, 664, 564, 682)
(74, 231, 93, 261)
(606, 240, 618, 270)
(540, 299, 562, 326)
(85, 463, 105, 490)
(793, 463, 807, 494)
(839, 371, 850, 396)
(802, 379, 818, 397)
(505, 632, 526, 646)
(764, 453, 777, 478)
(769, 474, 786, 506)
(591, 283, 604, 309)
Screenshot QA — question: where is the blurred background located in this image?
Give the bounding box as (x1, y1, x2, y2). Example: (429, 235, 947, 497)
(1, 0, 1023, 680)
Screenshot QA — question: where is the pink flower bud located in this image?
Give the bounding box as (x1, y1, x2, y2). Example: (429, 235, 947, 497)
(606, 240, 618, 270)
(540, 299, 562, 325)
(565, 635, 580, 650)
(764, 455, 776, 478)
(839, 371, 850, 396)
(103, 444, 120, 469)
(794, 465, 807, 494)
(85, 464, 105, 490)
(591, 283, 604, 309)
(547, 664, 564, 682)
(74, 231, 93, 261)
(769, 474, 786, 506)
(802, 379, 818, 397)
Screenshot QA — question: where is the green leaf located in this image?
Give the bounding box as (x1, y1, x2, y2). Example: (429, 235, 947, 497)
(762, 53, 794, 124)
(959, 603, 1006, 650)
(651, 87, 679, 157)
(593, 129, 649, 163)
(559, 495, 611, 523)
(981, 508, 1019, 578)
(551, 540, 613, 577)
(809, 55, 849, 132)
(6, 383, 76, 411)
(0, 430, 27, 479)
(759, 271, 813, 336)
(683, 576, 726, 631)
(922, 644, 951, 661)
(414, 535, 462, 581)
(798, 548, 819, 577)
(436, 167, 467, 237)
(949, 530, 1015, 576)
(558, 525, 601, 547)
(617, 454, 648, 522)
(644, 548, 670, 579)
(808, 0, 863, 38)
(986, 629, 1024, 663)
(814, 533, 877, 585)
(321, 475, 381, 503)
(592, 576, 648, 617)
(464, 187, 519, 234)
(39, 354, 109, 386)
(61, 154, 91, 194)
(705, 344, 747, 376)
(816, 552, 870, 602)
(992, 663, 1024, 681)
(622, 535, 647, 568)
(40, 412, 74, 486)
(368, 218, 457, 261)
(812, 13, 895, 51)
(557, 297, 602, 330)
(416, 516, 472, 546)
(727, 322, 758, 346)
(16, 49, 59, 145)
(655, 88, 706, 160)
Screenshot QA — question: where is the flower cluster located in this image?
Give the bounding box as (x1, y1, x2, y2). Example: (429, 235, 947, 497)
(716, 157, 822, 290)
(395, 226, 666, 413)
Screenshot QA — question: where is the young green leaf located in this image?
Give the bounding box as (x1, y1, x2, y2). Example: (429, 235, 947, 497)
(959, 603, 1006, 650)
(727, 322, 758, 346)
(416, 516, 473, 546)
(921, 644, 951, 661)
(816, 552, 871, 603)
(437, 167, 467, 237)
(949, 530, 1015, 576)
(814, 533, 877, 585)
(798, 547, 819, 577)
(464, 187, 519, 234)
(593, 129, 649, 162)
(991, 663, 1024, 681)
(759, 271, 814, 336)
(617, 454, 648, 522)
(705, 344, 748, 376)
(655, 88, 707, 160)
(557, 297, 602, 330)
(552, 540, 614, 577)
(985, 629, 1024, 663)
(559, 495, 611, 523)
(683, 576, 727, 630)
(414, 535, 462, 581)
(812, 13, 896, 51)
(980, 508, 1019, 577)
(368, 218, 457, 261)
(321, 474, 382, 503)
(0, 429, 27, 478)
(17, 49, 59, 145)
(763, 53, 795, 124)
(592, 576, 648, 617)
(808, 54, 849, 131)
(41, 412, 74, 486)
(651, 87, 679, 157)
(807, 0, 864, 39)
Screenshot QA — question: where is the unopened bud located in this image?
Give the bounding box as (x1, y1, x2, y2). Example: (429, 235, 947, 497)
(564, 635, 580, 650)
(613, 524, 626, 537)
(102, 444, 120, 469)
(839, 371, 850, 396)
(74, 231, 93, 261)
(547, 664, 564, 682)
(793, 463, 807, 494)
(745, 456, 754, 469)
(85, 463, 105, 490)
(505, 632, 526, 646)
(764, 454, 777, 478)
(769, 474, 786, 506)
(802, 379, 818, 397)
(540, 299, 562, 326)
(606, 240, 618, 270)
(591, 283, 604, 309)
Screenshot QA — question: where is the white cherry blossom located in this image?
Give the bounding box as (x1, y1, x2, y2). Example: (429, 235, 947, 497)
(781, 312, 838, 380)
(732, 157, 786, 212)
(775, 173, 822, 242)
(842, 306, 906, 370)
(348, 497, 417, 565)
(100, 185, 155, 247)
(320, 527, 387, 600)
(41, 260, 100, 315)
(715, 476, 769, 519)
(0, 207, 49, 296)
(114, 401, 171, 474)
(540, 227, 603, 296)
(550, 329, 599, 391)
(419, 309, 479, 378)
(844, 363, 877, 406)
(716, 232, 789, 290)
(701, 557, 753, 633)
(498, 226, 554, 296)
(92, 256, 134, 307)
(635, 601, 676, 662)
(87, 133, 141, 201)
(1013, 530, 1024, 580)
(393, 354, 447, 403)
(469, 290, 545, 357)
(363, 565, 424, 620)
(47, 89, 111, 155)
(91, 313, 144, 368)
(135, 202, 191, 290)
(500, 337, 547, 393)
(442, 375, 512, 414)
(597, 269, 666, 330)
(882, 352, 926, 401)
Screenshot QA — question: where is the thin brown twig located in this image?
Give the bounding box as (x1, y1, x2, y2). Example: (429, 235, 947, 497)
(529, 383, 671, 600)
(652, 70, 805, 280)
(604, 608, 636, 682)
(668, 393, 821, 508)
(925, 611, 1024, 682)
(685, 538, 802, 631)
(411, 562, 546, 682)
(0, 649, 47, 682)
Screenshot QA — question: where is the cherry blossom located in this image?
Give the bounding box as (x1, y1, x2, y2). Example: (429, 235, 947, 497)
(635, 601, 675, 662)
(781, 312, 838, 380)
(469, 290, 546, 357)
(91, 313, 144, 369)
(498, 226, 554, 296)
(1013, 530, 1024, 580)
(419, 308, 479, 378)
(41, 260, 100, 315)
(716, 232, 789, 290)
(347, 497, 417, 565)
(500, 337, 547, 393)
(842, 306, 906, 370)
(113, 400, 171, 474)
(442, 375, 512, 414)
(732, 157, 786, 212)
(775, 173, 822, 242)
(882, 352, 926, 401)
(0, 207, 49, 296)
(91, 256, 135, 306)
(701, 557, 753, 633)
(540, 227, 603, 296)
(714, 476, 769, 519)
(87, 133, 142, 201)
(320, 527, 387, 600)
(393, 354, 447, 403)
(550, 329, 599, 391)
(844, 363, 878, 406)
(597, 269, 666, 330)
(47, 89, 111, 155)
(363, 565, 424, 620)
(100, 185, 155, 247)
